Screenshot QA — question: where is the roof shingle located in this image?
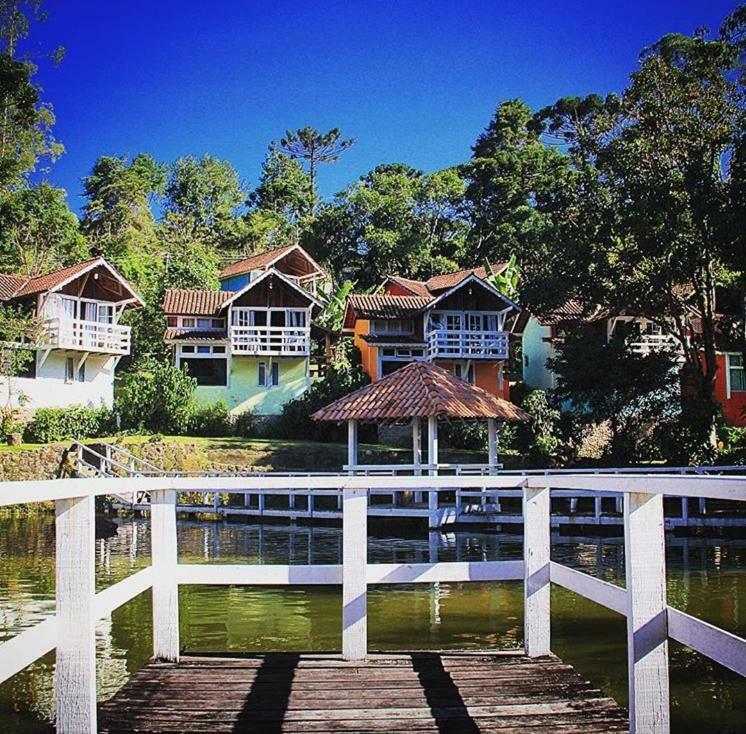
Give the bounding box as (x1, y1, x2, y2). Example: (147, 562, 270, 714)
(312, 361, 530, 422)
(425, 263, 506, 293)
(0, 273, 27, 301)
(162, 289, 234, 315)
(347, 294, 433, 320)
(219, 245, 296, 279)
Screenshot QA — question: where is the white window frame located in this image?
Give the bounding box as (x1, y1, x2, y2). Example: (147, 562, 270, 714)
(176, 343, 229, 387)
(726, 353, 745, 398)
(257, 361, 280, 388)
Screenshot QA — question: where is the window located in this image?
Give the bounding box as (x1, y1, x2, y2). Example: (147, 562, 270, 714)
(258, 361, 279, 387)
(213, 345, 226, 354)
(182, 317, 195, 328)
(181, 345, 195, 354)
(167, 316, 177, 327)
(729, 354, 745, 393)
(181, 358, 227, 386)
(373, 319, 413, 335)
(197, 346, 211, 354)
(64, 358, 85, 383)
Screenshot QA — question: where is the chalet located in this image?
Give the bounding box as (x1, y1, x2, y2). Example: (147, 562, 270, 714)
(342, 264, 522, 399)
(521, 304, 746, 426)
(163, 245, 326, 415)
(0, 257, 143, 410)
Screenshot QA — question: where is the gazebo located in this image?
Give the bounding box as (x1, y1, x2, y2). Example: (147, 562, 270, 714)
(312, 361, 529, 523)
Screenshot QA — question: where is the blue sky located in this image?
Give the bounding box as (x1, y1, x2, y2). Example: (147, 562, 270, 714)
(26, 0, 737, 213)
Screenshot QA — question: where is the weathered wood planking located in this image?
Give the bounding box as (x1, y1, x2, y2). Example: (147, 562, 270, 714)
(98, 652, 628, 733)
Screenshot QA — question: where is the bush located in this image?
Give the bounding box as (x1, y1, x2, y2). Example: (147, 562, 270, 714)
(233, 410, 257, 438)
(189, 400, 232, 437)
(514, 389, 565, 465)
(115, 357, 196, 434)
(26, 405, 116, 443)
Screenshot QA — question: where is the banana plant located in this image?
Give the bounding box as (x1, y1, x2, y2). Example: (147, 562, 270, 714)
(317, 279, 356, 332)
(485, 254, 520, 300)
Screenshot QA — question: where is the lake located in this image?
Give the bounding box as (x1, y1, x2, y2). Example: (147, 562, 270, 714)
(0, 514, 744, 733)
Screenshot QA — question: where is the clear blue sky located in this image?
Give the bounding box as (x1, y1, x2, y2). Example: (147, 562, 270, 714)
(25, 0, 737, 213)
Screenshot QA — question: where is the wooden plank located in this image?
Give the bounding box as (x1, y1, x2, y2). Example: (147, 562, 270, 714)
(524, 487, 550, 657)
(0, 616, 57, 684)
(369, 560, 524, 584)
(94, 567, 154, 616)
(152, 489, 180, 661)
(55, 495, 96, 734)
(177, 563, 342, 585)
(624, 492, 670, 734)
(342, 487, 367, 660)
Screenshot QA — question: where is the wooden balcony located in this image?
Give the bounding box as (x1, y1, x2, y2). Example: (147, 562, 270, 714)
(43, 318, 131, 355)
(230, 325, 311, 356)
(629, 332, 681, 356)
(427, 329, 509, 360)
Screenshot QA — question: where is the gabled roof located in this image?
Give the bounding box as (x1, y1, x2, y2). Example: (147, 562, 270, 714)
(534, 300, 607, 326)
(312, 361, 530, 422)
(0, 257, 144, 305)
(346, 294, 433, 321)
(385, 275, 432, 298)
(426, 272, 520, 313)
(0, 273, 27, 301)
(219, 244, 325, 280)
(162, 289, 234, 316)
(219, 268, 323, 310)
(425, 263, 507, 293)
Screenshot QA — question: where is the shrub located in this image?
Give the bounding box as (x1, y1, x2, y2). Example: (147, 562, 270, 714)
(233, 410, 257, 438)
(115, 357, 196, 434)
(514, 389, 564, 465)
(189, 400, 232, 437)
(26, 405, 116, 443)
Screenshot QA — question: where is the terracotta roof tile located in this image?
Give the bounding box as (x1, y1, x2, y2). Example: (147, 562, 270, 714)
(219, 245, 296, 279)
(162, 289, 234, 315)
(538, 300, 606, 326)
(425, 263, 506, 293)
(12, 258, 104, 298)
(163, 328, 228, 342)
(347, 294, 433, 320)
(0, 273, 27, 301)
(312, 361, 530, 422)
(387, 276, 432, 298)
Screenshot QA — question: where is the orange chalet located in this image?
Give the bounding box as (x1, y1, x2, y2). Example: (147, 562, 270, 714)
(342, 265, 522, 400)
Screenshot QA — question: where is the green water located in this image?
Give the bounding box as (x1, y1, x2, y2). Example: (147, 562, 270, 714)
(0, 515, 744, 733)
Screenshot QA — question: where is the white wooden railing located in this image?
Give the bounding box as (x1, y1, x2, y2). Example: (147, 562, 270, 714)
(0, 473, 744, 733)
(43, 318, 131, 355)
(629, 333, 681, 356)
(229, 325, 311, 355)
(427, 328, 509, 359)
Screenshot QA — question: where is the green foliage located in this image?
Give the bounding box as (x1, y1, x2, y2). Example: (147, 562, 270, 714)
(484, 254, 520, 299)
(115, 357, 196, 434)
(317, 279, 355, 332)
(232, 410, 257, 438)
(0, 182, 88, 274)
(188, 400, 232, 437)
(250, 149, 314, 227)
(276, 344, 369, 442)
(514, 390, 564, 465)
(25, 406, 116, 443)
(548, 325, 680, 463)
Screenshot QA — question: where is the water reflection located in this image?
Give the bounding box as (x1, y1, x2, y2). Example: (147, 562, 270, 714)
(0, 515, 744, 733)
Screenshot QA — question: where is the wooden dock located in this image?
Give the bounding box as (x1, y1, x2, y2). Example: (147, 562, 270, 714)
(97, 652, 628, 733)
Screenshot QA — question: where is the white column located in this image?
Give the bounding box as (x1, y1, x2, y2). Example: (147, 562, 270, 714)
(348, 419, 358, 469)
(412, 417, 423, 503)
(342, 487, 367, 660)
(624, 492, 670, 734)
(523, 486, 551, 657)
(151, 489, 180, 661)
(487, 418, 500, 510)
(55, 495, 96, 734)
(427, 415, 439, 528)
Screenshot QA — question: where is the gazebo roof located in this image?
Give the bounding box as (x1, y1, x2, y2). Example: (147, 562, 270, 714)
(312, 361, 530, 423)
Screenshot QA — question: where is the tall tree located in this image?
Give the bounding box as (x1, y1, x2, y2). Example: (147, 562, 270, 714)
(531, 9, 746, 448)
(164, 154, 245, 244)
(277, 127, 355, 210)
(81, 153, 167, 292)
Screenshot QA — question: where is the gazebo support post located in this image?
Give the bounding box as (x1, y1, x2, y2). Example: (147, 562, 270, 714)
(427, 415, 439, 529)
(343, 419, 358, 511)
(487, 418, 500, 512)
(412, 417, 422, 505)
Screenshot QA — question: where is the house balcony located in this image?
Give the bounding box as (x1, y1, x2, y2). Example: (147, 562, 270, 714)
(629, 333, 681, 356)
(427, 329, 509, 360)
(230, 326, 311, 356)
(43, 318, 131, 355)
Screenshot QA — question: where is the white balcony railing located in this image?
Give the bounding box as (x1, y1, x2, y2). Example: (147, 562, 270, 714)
(230, 325, 311, 355)
(44, 318, 131, 355)
(427, 329, 509, 360)
(629, 333, 682, 356)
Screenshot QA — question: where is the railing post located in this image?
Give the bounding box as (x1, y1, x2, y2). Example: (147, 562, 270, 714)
(427, 415, 439, 528)
(523, 484, 551, 657)
(342, 486, 367, 660)
(55, 495, 96, 734)
(624, 492, 670, 734)
(151, 488, 180, 661)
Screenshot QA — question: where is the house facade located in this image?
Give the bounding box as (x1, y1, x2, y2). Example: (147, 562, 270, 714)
(0, 257, 143, 410)
(163, 245, 326, 415)
(342, 265, 521, 399)
(521, 304, 746, 426)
